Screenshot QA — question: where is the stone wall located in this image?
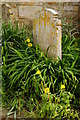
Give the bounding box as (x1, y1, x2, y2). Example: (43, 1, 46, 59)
(78, 1, 80, 33)
(1, 1, 80, 36)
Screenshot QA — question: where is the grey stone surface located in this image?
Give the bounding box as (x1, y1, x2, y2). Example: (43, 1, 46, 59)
(63, 5, 73, 11)
(33, 8, 62, 59)
(19, 6, 43, 19)
(1, 0, 80, 2)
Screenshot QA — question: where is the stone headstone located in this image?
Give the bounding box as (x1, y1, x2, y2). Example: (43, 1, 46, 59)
(2, 4, 11, 23)
(33, 8, 62, 59)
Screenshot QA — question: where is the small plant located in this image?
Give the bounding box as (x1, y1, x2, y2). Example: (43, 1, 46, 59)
(36, 90, 79, 119)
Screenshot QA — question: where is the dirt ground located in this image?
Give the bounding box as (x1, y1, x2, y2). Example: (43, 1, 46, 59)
(0, 109, 22, 120)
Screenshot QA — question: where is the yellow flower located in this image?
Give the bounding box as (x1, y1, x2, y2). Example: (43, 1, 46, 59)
(36, 70, 41, 75)
(8, 9, 11, 13)
(44, 88, 49, 93)
(28, 43, 32, 47)
(27, 38, 30, 42)
(61, 84, 65, 90)
(25, 38, 30, 43)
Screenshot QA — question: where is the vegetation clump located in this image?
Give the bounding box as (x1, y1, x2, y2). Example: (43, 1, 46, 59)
(2, 21, 80, 119)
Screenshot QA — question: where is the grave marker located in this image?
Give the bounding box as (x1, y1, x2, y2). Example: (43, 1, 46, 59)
(33, 8, 62, 59)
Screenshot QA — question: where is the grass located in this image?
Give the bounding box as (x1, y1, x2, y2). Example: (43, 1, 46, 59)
(1, 21, 80, 119)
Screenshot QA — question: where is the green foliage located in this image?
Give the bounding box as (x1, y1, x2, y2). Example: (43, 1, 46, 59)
(36, 91, 79, 119)
(2, 21, 80, 119)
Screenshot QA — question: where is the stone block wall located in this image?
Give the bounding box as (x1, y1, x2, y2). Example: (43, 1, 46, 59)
(1, 1, 80, 36)
(78, 1, 80, 33)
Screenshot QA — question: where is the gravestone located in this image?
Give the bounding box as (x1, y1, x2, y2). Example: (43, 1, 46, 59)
(2, 4, 11, 23)
(33, 8, 62, 59)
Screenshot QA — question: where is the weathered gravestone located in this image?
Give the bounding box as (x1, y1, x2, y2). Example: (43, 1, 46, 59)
(2, 4, 11, 23)
(33, 8, 62, 59)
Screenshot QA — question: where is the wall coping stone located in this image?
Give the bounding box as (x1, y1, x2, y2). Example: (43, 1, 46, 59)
(1, 0, 80, 3)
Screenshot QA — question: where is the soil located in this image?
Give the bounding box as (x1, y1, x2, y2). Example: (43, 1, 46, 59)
(0, 108, 22, 120)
